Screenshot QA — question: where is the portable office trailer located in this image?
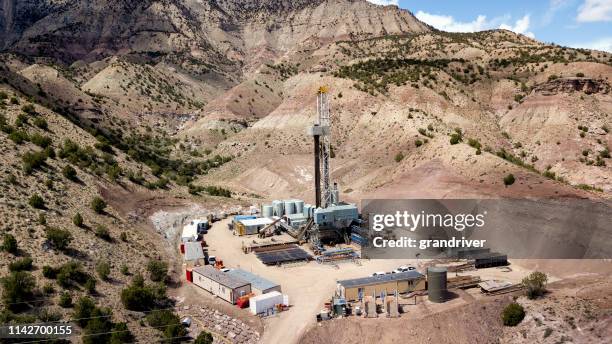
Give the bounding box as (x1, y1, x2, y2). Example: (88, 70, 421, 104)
(226, 269, 281, 295)
(234, 218, 275, 236)
(338, 271, 425, 301)
(192, 266, 251, 304)
(181, 224, 198, 243)
(183, 242, 205, 267)
(249, 291, 283, 315)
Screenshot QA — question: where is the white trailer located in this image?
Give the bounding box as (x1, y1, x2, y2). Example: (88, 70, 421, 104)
(249, 291, 283, 315)
(181, 224, 198, 243)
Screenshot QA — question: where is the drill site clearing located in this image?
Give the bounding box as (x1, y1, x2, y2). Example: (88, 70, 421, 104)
(372, 236, 487, 249)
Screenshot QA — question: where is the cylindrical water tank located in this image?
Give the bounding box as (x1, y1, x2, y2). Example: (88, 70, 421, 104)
(295, 200, 304, 214)
(427, 267, 448, 303)
(272, 200, 284, 217)
(303, 204, 311, 218)
(262, 205, 273, 218)
(284, 200, 296, 215)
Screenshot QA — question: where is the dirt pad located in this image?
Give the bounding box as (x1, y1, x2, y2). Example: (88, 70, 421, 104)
(300, 296, 514, 344)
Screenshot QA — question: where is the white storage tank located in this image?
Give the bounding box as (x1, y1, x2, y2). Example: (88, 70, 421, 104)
(262, 205, 273, 218)
(272, 200, 284, 217)
(303, 204, 311, 218)
(294, 200, 304, 214)
(284, 200, 296, 215)
(249, 291, 284, 315)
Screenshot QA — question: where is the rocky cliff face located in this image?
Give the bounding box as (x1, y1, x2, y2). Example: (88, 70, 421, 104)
(534, 77, 610, 96)
(1, 0, 429, 67)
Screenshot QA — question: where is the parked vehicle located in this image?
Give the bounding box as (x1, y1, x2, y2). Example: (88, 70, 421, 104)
(181, 316, 192, 327)
(392, 266, 416, 273)
(371, 271, 387, 276)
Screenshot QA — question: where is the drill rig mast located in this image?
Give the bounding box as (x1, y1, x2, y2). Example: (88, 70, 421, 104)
(317, 86, 333, 208)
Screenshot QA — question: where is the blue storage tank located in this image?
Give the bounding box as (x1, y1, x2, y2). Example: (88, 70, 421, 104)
(233, 215, 257, 224)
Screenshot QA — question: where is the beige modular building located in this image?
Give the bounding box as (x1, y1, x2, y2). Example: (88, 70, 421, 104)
(338, 271, 426, 301)
(192, 266, 251, 304)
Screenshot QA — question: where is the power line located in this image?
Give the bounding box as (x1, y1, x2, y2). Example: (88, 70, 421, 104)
(4, 306, 181, 327)
(14, 321, 193, 344)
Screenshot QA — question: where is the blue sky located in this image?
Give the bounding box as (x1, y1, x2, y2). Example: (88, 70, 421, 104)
(367, 0, 612, 52)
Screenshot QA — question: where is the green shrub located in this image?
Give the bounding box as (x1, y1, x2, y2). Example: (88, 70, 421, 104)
(195, 331, 214, 344)
(73, 213, 84, 227)
(146, 310, 187, 343)
(503, 174, 515, 186)
(91, 197, 107, 214)
(502, 303, 525, 326)
(96, 260, 111, 281)
(147, 260, 168, 282)
(21, 104, 36, 115)
(42, 265, 57, 279)
(120, 232, 128, 242)
(59, 292, 72, 308)
(450, 132, 462, 145)
(94, 225, 111, 241)
(2, 271, 36, 310)
(57, 262, 88, 288)
(14, 114, 27, 126)
(120, 265, 129, 275)
(45, 227, 73, 251)
(22, 150, 47, 174)
(42, 283, 55, 295)
(84, 277, 96, 294)
(33, 117, 48, 130)
(394, 152, 404, 162)
(543, 327, 553, 338)
(9, 130, 28, 144)
(2, 234, 18, 254)
(415, 140, 423, 147)
(8, 257, 33, 272)
(30, 133, 52, 148)
(72, 296, 96, 327)
(467, 138, 481, 149)
(62, 165, 78, 181)
(110, 322, 133, 344)
(28, 194, 45, 209)
(523, 271, 548, 299)
(120, 275, 165, 311)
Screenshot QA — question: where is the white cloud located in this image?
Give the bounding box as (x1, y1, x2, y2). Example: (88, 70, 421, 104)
(415, 11, 535, 38)
(366, 0, 399, 6)
(568, 36, 612, 51)
(415, 11, 491, 32)
(577, 0, 612, 22)
(499, 15, 536, 38)
(544, 0, 571, 24)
